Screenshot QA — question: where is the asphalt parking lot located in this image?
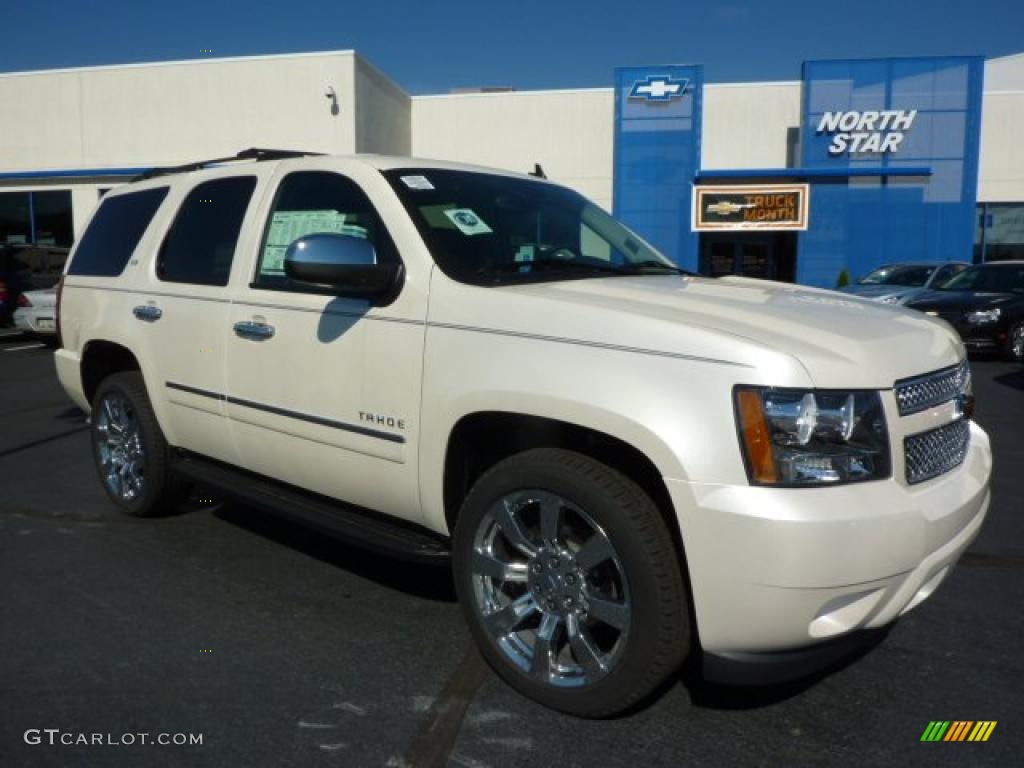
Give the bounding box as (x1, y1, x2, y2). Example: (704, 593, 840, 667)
(1, 328, 1022, 768)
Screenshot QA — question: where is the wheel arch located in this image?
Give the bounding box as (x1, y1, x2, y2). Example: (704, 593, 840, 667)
(440, 411, 686, 563)
(81, 340, 142, 406)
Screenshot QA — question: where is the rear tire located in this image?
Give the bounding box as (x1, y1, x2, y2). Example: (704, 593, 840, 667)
(453, 448, 690, 717)
(91, 371, 189, 517)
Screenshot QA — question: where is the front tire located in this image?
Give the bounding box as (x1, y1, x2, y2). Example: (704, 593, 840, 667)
(453, 448, 690, 717)
(91, 371, 188, 517)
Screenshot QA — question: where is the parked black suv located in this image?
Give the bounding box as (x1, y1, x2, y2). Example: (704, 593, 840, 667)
(906, 260, 1024, 361)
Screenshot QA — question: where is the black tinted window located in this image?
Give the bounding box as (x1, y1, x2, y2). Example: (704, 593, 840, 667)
(67, 188, 168, 277)
(33, 191, 74, 247)
(158, 177, 257, 286)
(942, 264, 1024, 292)
(932, 265, 961, 285)
(254, 171, 397, 290)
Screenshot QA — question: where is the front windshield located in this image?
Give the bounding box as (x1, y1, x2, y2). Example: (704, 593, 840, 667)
(384, 169, 683, 286)
(939, 263, 1024, 292)
(857, 264, 934, 287)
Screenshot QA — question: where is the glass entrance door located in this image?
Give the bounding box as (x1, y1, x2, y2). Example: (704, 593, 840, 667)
(699, 232, 797, 282)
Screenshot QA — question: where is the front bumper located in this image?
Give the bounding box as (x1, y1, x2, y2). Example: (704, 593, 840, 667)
(943, 318, 1010, 352)
(666, 421, 991, 659)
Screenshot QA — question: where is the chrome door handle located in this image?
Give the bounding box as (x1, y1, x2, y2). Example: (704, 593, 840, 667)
(233, 321, 275, 340)
(133, 305, 162, 322)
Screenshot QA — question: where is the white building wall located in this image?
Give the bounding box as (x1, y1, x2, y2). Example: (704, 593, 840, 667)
(412, 89, 615, 210)
(0, 51, 359, 173)
(71, 186, 104, 236)
(979, 54, 1024, 202)
(701, 82, 801, 170)
(354, 56, 411, 156)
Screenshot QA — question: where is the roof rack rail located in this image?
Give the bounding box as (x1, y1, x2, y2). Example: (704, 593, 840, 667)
(133, 147, 324, 181)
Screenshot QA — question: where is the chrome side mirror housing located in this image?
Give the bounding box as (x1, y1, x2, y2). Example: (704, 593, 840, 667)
(284, 234, 401, 297)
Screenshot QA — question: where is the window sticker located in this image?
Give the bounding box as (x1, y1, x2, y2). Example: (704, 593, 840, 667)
(514, 245, 535, 263)
(401, 175, 435, 191)
(260, 210, 366, 275)
(443, 208, 493, 236)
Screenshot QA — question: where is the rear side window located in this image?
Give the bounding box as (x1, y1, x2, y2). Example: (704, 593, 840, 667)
(67, 187, 168, 277)
(157, 176, 257, 287)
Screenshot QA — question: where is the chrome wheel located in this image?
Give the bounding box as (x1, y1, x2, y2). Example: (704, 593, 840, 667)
(470, 490, 631, 688)
(94, 391, 145, 501)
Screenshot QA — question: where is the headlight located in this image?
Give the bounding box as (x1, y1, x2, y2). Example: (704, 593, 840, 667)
(880, 294, 903, 304)
(966, 308, 1000, 324)
(734, 387, 890, 486)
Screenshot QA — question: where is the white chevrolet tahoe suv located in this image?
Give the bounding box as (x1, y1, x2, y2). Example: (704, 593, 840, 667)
(55, 149, 992, 717)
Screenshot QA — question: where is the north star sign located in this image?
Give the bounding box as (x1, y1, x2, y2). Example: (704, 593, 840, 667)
(629, 75, 688, 102)
(816, 109, 918, 154)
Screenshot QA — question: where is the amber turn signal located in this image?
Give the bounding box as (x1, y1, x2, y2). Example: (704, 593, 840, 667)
(736, 388, 779, 484)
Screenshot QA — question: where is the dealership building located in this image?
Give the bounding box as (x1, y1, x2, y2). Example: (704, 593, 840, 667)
(1, 49, 1022, 287)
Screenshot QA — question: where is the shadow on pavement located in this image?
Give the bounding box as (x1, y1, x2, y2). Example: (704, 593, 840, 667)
(209, 498, 458, 603)
(680, 628, 891, 711)
(992, 366, 1024, 392)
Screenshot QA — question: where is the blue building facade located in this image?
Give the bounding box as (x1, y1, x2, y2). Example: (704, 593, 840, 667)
(613, 56, 986, 288)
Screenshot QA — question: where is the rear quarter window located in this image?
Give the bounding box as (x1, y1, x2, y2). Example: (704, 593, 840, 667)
(67, 187, 169, 277)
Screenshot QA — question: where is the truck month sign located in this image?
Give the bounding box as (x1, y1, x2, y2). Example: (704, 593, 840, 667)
(693, 185, 809, 231)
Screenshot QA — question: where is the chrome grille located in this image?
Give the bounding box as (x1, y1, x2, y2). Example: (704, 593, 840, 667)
(894, 360, 970, 416)
(904, 419, 970, 485)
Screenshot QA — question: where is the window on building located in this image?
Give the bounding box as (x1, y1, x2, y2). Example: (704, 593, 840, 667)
(32, 191, 73, 247)
(0, 192, 32, 245)
(976, 203, 1024, 263)
(157, 176, 257, 287)
(254, 171, 398, 290)
(68, 187, 169, 277)
(0, 190, 74, 247)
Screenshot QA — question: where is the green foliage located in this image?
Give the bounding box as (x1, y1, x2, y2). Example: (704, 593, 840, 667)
(836, 269, 851, 288)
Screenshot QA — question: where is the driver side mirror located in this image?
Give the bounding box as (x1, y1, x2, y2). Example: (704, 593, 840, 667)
(284, 233, 401, 298)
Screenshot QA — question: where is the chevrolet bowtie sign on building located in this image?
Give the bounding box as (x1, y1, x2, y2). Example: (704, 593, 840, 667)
(629, 75, 688, 101)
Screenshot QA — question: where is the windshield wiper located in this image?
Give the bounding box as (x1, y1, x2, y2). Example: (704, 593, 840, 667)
(475, 258, 697, 282)
(476, 260, 633, 277)
(623, 260, 697, 276)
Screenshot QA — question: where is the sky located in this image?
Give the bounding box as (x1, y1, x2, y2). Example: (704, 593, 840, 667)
(2, 0, 1023, 94)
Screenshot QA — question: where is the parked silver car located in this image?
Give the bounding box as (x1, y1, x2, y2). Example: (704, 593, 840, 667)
(13, 287, 58, 335)
(840, 261, 969, 304)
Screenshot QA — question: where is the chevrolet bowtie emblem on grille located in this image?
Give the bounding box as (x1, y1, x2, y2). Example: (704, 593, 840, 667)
(629, 75, 688, 102)
(706, 201, 756, 215)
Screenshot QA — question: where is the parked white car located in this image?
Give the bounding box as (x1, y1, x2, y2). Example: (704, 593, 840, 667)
(54, 150, 992, 716)
(13, 287, 57, 335)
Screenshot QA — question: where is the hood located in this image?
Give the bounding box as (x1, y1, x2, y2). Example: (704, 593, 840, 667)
(480, 276, 964, 389)
(840, 284, 916, 299)
(907, 290, 1019, 311)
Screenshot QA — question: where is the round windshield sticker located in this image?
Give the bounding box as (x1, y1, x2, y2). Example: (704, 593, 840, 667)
(443, 208, 493, 236)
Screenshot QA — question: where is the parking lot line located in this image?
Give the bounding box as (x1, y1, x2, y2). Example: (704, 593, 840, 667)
(2, 343, 47, 352)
